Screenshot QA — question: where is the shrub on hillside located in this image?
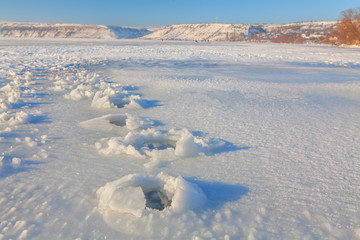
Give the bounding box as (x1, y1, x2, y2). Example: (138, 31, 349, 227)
(328, 7, 360, 45)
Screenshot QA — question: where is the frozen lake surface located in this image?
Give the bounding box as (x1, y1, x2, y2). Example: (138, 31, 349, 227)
(0, 39, 359, 239)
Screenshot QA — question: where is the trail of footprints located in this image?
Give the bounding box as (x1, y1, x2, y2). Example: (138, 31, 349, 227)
(0, 70, 49, 174)
(57, 70, 228, 165)
(57, 68, 232, 235)
(0, 61, 235, 238)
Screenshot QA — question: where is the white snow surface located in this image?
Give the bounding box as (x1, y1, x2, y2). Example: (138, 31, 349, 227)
(0, 38, 359, 239)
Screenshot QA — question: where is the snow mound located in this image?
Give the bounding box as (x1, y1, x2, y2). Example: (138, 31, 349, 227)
(60, 72, 101, 99)
(64, 84, 95, 100)
(0, 85, 24, 110)
(56, 70, 150, 109)
(96, 128, 226, 161)
(79, 113, 157, 132)
(97, 172, 206, 236)
(0, 71, 42, 130)
(0, 111, 31, 126)
(91, 88, 143, 109)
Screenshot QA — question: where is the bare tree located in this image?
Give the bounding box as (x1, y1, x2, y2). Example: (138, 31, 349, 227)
(331, 7, 360, 45)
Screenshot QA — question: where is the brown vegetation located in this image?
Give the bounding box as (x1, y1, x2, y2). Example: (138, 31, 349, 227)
(270, 33, 305, 44)
(326, 7, 360, 45)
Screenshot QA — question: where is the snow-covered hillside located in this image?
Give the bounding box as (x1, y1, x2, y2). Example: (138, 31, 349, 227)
(0, 21, 336, 43)
(144, 22, 337, 43)
(0, 22, 151, 39)
(264, 21, 337, 43)
(144, 23, 248, 41)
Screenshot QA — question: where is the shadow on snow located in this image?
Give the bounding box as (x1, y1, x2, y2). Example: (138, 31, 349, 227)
(187, 178, 249, 210)
(0, 155, 45, 179)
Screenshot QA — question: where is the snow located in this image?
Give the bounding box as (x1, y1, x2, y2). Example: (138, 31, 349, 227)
(0, 38, 359, 239)
(0, 21, 152, 39)
(79, 113, 157, 132)
(96, 172, 207, 237)
(143, 22, 336, 42)
(1, 21, 336, 43)
(95, 127, 227, 167)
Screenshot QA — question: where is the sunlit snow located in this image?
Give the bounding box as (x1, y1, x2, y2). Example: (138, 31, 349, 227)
(0, 38, 359, 239)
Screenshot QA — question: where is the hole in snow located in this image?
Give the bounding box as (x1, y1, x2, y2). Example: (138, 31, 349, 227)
(108, 118, 126, 127)
(144, 190, 172, 211)
(145, 143, 175, 150)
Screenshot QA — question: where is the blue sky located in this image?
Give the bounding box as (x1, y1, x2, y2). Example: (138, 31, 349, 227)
(0, 0, 359, 26)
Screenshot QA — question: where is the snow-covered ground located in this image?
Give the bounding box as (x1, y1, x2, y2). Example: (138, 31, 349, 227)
(0, 38, 359, 239)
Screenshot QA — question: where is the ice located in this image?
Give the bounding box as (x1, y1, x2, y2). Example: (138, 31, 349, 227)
(97, 127, 227, 163)
(163, 174, 206, 213)
(96, 173, 207, 236)
(174, 132, 205, 157)
(107, 186, 146, 217)
(80, 113, 157, 132)
(97, 173, 206, 214)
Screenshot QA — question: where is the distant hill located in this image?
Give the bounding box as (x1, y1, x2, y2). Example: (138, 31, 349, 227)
(144, 22, 337, 44)
(0, 22, 150, 39)
(0, 21, 337, 44)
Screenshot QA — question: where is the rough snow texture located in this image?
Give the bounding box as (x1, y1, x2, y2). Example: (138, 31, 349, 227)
(0, 38, 359, 240)
(57, 70, 150, 109)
